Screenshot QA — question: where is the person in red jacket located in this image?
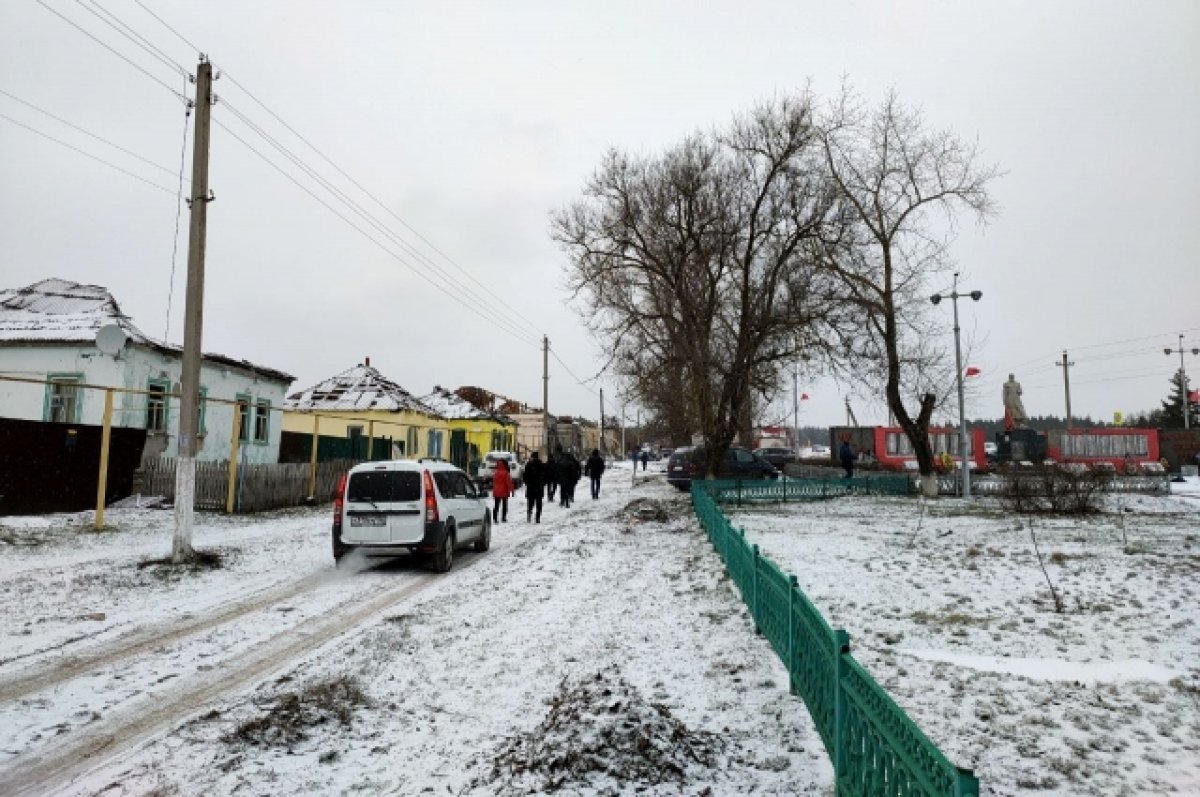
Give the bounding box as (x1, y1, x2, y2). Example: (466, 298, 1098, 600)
(491, 458, 514, 523)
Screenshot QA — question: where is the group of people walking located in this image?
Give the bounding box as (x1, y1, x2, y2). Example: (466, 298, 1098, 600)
(488, 447, 607, 524)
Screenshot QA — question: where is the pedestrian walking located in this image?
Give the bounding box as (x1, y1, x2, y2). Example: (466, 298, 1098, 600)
(491, 458, 514, 523)
(584, 448, 606, 499)
(559, 449, 581, 507)
(545, 450, 560, 502)
(523, 451, 546, 523)
(839, 439, 855, 479)
(639, 450, 649, 471)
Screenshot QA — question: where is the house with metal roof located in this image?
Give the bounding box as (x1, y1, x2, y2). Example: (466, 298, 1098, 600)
(417, 386, 517, 471)
(280, 361, 447, 462)
(0, 278, 294, 465)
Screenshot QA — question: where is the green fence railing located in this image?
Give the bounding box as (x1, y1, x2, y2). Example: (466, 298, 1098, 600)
(691, 485, 978, 796)
(698, 474, 914, 505)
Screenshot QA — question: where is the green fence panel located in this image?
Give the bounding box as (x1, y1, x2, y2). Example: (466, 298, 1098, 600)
(689, 483, 978, 796)
(838, 657, 979, 797)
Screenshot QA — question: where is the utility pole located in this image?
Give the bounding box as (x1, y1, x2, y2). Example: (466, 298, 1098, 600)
(599, 387, 605, 457)
(1165, 335, 1200, 429)
(173, 59, 213, 564)
(542, 335, 550, 456)
(792, 368, 799, 451)
(929, 274, 982, 499)
(1055, 350, 1075, 430)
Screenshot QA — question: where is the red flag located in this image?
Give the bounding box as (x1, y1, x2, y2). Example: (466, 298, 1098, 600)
(1189, 389, 1200, 403)
(965, 367, 981, 377)
(800, 393, 809, 400)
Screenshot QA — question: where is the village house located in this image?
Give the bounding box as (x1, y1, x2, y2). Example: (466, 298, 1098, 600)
(280, 361, 446, 462)
(417, 385, 517, 472)
(0, 278, 294, 513)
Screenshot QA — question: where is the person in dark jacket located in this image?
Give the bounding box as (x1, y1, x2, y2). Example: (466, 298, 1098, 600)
(559, 450, 582, 507)
(545, 450, 560, 502)
(839, 440, 854, 479)
(523, 451, 546, 522)
(491, 458, 514, 523)
(584, 449, 606, 499)
(639, 450, 649, 471)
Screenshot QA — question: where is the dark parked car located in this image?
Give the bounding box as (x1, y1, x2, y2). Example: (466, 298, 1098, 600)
(666, 445, 778, 491)
(754, 446, 797, 470)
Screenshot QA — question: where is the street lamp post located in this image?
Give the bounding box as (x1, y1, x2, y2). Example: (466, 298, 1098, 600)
(930, 273, 982, 499)
(1164, 335, 1200, 430)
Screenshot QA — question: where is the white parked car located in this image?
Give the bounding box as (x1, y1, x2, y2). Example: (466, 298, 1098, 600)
(332, 459, 491, 572)
(475, 450, 523, 489)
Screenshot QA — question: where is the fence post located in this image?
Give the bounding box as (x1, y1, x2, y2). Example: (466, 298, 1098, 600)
(833, 628, 851, 789)
(954, 767, 981, 796)
(751, 542, 760, 634)
(737, 478, 743, 507)
(94, 388, 114, 530)
(788, 574, 798, 695)
(225, 403, 242, 513)
(307, 414, 320, 500)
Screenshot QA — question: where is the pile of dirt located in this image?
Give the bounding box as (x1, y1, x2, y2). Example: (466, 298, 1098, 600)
(480, 668, 724, 794)
(225, 675, 371, 749)
(621, 498, 671, 523)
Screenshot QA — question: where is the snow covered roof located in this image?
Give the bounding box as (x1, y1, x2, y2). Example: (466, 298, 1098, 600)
(0, 278, 147, 344)
(418, 385, 514, 424)
(0, 278, 294, 384)
(284, 364, 441, 415)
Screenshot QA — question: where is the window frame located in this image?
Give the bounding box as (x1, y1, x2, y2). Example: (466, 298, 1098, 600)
(44, 373, 84, 423)
(235, 392, 252, 443)
(146, 378, 171, 433)
(198, 387, 208, 437)
(253, 398, 271, 445)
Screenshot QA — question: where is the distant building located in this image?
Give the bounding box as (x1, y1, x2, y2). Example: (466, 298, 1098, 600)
(418, 386, 517, 470)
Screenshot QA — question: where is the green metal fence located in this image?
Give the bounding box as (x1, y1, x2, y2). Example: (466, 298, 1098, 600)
(698, 474, 914, 505)
(691, 485, 979, 797)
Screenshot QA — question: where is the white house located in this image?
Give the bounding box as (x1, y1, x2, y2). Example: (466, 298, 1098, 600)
(0, 278, 294, 464)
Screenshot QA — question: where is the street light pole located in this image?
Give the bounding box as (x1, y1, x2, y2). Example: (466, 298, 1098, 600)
(930, 273, 982, 499)
(1164, 335, 1200, 429)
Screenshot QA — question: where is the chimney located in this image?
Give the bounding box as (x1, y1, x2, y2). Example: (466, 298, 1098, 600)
(365, 356, 371, 367)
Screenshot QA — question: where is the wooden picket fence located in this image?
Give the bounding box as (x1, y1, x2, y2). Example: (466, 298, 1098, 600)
(139, 457, 355, 513)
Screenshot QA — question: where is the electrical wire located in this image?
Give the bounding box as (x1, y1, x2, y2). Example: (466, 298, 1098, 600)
(0, 111, 177, 195)
(549, 347, 602, 398)
(74, 0, 192, 81)
(0, 87, 186, 180)
(217, 99, 526, 338)
(130, 0, 203, 56)
(213, 116, 541, 349)
(34, 0, 190, 104)
(164, 88, 192, 343)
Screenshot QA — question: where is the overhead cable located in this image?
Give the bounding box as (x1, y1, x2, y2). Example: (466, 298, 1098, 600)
(74, 0, 192, 81)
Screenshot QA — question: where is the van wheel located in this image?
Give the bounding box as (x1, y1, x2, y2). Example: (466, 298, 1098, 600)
(431, 528, 454, 573)
(474, 515, 491, 553)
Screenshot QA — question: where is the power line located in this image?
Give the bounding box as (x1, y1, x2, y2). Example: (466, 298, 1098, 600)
(214, 76, 544, 340)
(164, 88, 192, 343)
(549, 347, 601, 398)
(34, 0, 189, 104)
(130, 0, 203, 56)
(213, 116, 541, 349)
(74, 0, 192, 81)
(216, 99, 528, 339)
(0, 87, 187, 180)
(0, 111, 177, 195)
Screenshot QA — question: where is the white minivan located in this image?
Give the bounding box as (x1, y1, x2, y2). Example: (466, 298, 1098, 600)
(332, 459, 491, 572)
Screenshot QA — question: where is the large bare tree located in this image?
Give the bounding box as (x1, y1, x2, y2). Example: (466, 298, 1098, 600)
(553, 94, 848, 477)
(817, 87, 999, 495)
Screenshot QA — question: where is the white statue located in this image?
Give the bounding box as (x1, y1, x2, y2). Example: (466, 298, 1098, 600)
(1002, 373, 1027, 426)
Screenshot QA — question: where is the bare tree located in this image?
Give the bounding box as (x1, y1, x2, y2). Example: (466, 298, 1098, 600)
(553, 94, 848, 477)
(817, 87, 999, 495)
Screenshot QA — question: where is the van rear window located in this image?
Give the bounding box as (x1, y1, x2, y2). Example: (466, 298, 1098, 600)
(347, 471, 420, 502)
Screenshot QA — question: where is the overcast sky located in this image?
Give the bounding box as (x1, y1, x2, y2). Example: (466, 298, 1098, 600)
(2, 1, 1197, 431)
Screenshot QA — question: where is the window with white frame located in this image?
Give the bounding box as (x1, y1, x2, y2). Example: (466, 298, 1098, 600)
(146, 380, 170, 432)
(45, 374, 83, 423)
(236, 394, 251, 442)
(253, 399, 270, 444)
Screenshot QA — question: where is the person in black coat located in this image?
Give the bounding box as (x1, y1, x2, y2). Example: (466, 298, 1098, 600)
(584, 449, 606, 499)
(545, 450, 560, 502)
(558, 450, 581, 507)
(839, 440, 855, 479)
(523, 451, 546, 522)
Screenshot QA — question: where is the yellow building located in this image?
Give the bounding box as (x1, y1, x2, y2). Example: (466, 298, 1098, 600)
(418, 386, 517, 472)
(281, 363, 446, 461)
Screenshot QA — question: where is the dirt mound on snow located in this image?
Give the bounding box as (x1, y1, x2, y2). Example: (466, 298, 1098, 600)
(479, 668, 724, 794)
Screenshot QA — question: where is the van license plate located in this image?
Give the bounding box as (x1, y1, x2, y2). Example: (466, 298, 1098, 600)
(351, 515, 386, 527)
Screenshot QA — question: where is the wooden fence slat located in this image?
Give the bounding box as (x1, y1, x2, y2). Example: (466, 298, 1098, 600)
(134, 457, 356, 514)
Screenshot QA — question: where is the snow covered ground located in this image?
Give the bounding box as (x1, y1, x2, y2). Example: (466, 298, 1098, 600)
(0, 466, 1196, 795)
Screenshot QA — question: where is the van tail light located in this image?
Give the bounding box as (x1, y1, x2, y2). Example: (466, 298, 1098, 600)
(332, 473, 348, 529)
(423, 470, 438, 523)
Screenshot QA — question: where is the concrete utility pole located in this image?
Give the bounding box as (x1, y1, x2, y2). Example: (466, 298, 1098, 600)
(1055, 350, 1075, 430)
(173, 59, 214, 563)
(792, 368, 799, 451)
(930, 273, 982, 499)
(1165, 335, 1200, 429)
(599, 387, 605, 457)
(542, 335, 550, 456)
